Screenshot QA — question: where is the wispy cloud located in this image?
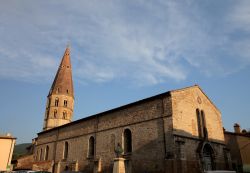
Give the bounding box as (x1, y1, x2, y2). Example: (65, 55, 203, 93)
(0, 0, 249, 85)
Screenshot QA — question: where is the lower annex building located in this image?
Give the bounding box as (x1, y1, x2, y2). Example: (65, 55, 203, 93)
(32, 47, 231, 173)
(0, 133, 16, 171)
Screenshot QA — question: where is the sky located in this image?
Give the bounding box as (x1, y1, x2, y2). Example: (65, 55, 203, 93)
(0, 0, 250, 144)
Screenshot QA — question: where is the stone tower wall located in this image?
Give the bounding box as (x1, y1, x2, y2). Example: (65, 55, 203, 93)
(43, 94, 74, 130)
(42, 47, 74, 131)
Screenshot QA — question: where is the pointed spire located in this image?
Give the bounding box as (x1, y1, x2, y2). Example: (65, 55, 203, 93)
(48, 46, 74, 97)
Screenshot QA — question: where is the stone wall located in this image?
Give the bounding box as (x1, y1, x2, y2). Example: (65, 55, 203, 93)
(170, 86, 227, 173)
(225, 132, 250, 173)
(43, 94, 74, 130)
(32, 160, 53, 172)
(171, 86, 224, 143)
(15, 154, 34, 170)
(34, 86, 229, 173)
(35, 94, 172, 173)
(237, 135, 250, 172)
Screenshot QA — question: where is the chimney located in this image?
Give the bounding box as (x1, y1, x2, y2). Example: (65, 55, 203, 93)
(234, 123, 241, 133)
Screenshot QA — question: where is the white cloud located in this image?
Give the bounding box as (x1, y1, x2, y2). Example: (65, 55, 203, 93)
(75, 61, 115, 83)
(0, 0, 249, 85)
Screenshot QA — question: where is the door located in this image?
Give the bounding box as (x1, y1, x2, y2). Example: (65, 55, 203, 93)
(203, 153, 213, 171)
(202, 144, 214, 171)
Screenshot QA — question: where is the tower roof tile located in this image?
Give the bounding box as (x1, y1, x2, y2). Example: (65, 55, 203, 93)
(48, 47, 74, 97)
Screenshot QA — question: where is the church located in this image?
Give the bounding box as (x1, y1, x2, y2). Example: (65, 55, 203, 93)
(32, 47, 231, 173)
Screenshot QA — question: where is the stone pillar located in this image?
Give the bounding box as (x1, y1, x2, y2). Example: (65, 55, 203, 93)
(49, 160, 54, 173)
(56, 161, 61, 173)
(94, 158, 101, 173)
(113, 158, 125, 173)
(74, 160, 79, 171)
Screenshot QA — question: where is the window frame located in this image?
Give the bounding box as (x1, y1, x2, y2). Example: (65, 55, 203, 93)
(88, 136, 95, 158)
(55, 98, 59, 107)
(63, 141, 69, 160)
(123, 128, 132, 154)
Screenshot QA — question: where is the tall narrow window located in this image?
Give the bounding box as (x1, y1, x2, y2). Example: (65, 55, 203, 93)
(201, 110, 207, 138)
(196, 109, 203, 138)
(63, 111, 67, 119)
(63, 141, 69, 159)
(124, 129, 132, 153)
(55, 98, 59, 107)
(64, 100, 68, 107)
(56, 88, 60, 93)
(54, 110, 57, 118)
(45, 145, 49, 160)
(88, 136, 95, 158)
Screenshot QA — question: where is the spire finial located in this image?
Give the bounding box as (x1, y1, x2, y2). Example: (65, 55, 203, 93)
(66, 41, 71, 49)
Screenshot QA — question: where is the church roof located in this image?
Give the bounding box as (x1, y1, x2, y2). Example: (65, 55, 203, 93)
(39, 85, 219, 135)
(224, 131, 250, 137)
(48, 47, 74, 97)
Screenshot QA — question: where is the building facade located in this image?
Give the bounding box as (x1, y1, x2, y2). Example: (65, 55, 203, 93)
(224, 124, 250, 173)
(33, 47, 230, 173)
(0, 133, 16, 171)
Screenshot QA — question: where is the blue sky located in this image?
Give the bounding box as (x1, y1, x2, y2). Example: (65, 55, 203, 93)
(0, 0, 250, 144)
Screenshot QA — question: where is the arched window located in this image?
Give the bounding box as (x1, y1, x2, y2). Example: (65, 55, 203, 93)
(124, 129, 132, 153)
(201, 110, 207, 137)
(45, 145, 49, 160)
(63, 111, 67, 119)
(88, 136, 95, 158)
(54, 110, 57, 118)
(40, 148, 43, 161)
(66, 89, 69, 94)
(55, 98, 59, 107)
(64, 100, 68, 107)
(63, 141, 69, 159)
(196, 109, 203, 138)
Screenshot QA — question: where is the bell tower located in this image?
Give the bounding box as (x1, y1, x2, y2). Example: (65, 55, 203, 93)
(43, 46, 74, 131)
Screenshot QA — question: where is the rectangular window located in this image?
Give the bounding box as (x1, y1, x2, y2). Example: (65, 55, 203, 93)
(64, 100, 68, 107)
(55, 99, 59, 107)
